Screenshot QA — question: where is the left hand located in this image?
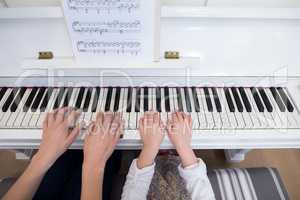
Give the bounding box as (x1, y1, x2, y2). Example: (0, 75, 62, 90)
(34, 107, 81, 170)
(83, 112, 124, 170)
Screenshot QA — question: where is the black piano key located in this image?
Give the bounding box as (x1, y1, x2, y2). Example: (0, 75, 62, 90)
(203, 87, 213, 112)
(31, 87, 46, 112)
(0, 87, 8, 102)
(113, 87, 121, 112)
(2, 87, 20, 112)
(155, 88, 161, 112)
(238, 87, 252, 112)
(191, 87, 200, 112)
(135, 88, 141, 112)
(63, 88, 74, 107)
(164, 87, 171, 112)
(277, 87, 294, 112)
(258, 88, 273, 112)
(212, 88, 222, 112)
(126, 87, 132, 113)
(23, 87, 38, 112)
(83, 88, 92, 112)
(143, 87, 149, 112)
(40, 88, 53, 112)
(231, 87, 243, 112)
(224, 88, 235, 112)
(104, 87, 113, 111)
(75, 87, 85, 109)
(250, 87, 264, 112)
(91, 87, 100, 112)
(10, 87, 26, 112)
(184, 87, 192, 112)
(270, 87, 285, 112)
(53, 87, 66, 109)
(176, 88, 183, 112)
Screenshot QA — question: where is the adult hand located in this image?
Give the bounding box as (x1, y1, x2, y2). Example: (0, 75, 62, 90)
(34, 107, 81, 171)
(166, 112, 197, 168)
(137, 111, 165, 169)
(83, 112, 124, 170)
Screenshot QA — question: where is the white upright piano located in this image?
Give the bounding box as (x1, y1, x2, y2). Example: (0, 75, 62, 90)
(1, 1, 300, 159)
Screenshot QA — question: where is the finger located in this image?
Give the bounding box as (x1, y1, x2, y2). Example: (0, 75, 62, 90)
(42, 113, 49, 131)
(96, 112, 104, 125)
(103, 112, 113, 131)
(48, 109, 57, 125)
(65, 124, 80, 147)
(176, 111, 184, 122)
(153, 112, 159, 124)
(138, 117, 145, 134)
(172, 112, 179, 123)
(166, 119, 173, 134)
(110, 113, 121, 134)
(65, 109, 81, 127)
(55, 107, 70, 123)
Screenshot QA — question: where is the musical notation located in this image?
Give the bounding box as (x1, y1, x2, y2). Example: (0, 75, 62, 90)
(72, 20, 141, 34)
(63, 0, 157, 61)
(67, 0, 140, 13)
(77, 40, 141, 55)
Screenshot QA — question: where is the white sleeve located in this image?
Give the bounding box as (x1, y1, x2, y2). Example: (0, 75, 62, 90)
(178, 159, 216, 200)
(121, 159, 155, 200)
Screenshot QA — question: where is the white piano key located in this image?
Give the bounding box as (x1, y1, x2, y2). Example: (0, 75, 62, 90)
(236, 88, 254, 129)
(117, 88, 125, 119)
(215, 88, 231, 129)
(109, 87, 117, 112)
(283, 88, 300, 128)
(228, 88, 245, 129)
(197, 88, 214, 129)
(83, 88, 96, 124)
(209, 88, 223, 130)
(187, 88, 200, 129)
(100, 88, 108, 112)
(218, 88, 237, 129)
(92, 87, 105, 121)
(137, 88, 144, 129)
(256, 89, 276, 128)
(243, 88, 261, 128)
(245, 88, 266, 128)
(0, 88, 12, 123)
(77, 88, 88, 125)
(129, 88, 137, 130)
(152, 88, 157, 111)
(6, 89, 31, 127)
(194, 88, 207, 129)
(29, 88, 49, 128)
(264, 88, 285, 129)
(160, 87, 168, 124)
(36, 88, 58, 128)
(148, 88, 153, 111)
(21, 88, 41, 127)
(122, 88, 130, 128)
(0, 88, 21, 126)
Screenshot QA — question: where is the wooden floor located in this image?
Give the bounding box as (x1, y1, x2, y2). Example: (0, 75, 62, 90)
(1, 149, 300, 199)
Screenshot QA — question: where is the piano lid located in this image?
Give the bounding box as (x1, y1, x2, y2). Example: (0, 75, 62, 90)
(1, 2, 300, 77)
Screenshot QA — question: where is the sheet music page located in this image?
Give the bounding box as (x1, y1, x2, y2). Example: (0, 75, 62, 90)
(62, 0, 160, 64)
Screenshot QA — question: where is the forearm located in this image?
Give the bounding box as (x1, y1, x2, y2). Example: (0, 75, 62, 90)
(2, 155, 49, 200)
(177, 145, 198, 168)
(178, 159, 215, 200)
(121, 159, 155, 200)
(81, 164, 104, 200)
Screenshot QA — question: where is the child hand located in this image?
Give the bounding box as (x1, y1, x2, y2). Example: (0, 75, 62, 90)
(137, 111, 165, 169)
(167, 112, 197, 168)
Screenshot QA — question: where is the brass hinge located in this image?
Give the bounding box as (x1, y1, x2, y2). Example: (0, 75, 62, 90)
(164, 51, 180, 59)
(38, 51, 54, 60)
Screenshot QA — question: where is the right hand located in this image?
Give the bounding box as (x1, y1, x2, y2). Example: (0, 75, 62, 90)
(83, 112, 124, 170)
(137, 111, 165, 169)
(166, 112, 197, 167)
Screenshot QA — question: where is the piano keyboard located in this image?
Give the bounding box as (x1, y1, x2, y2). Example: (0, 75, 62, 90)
(0, 86, 299, 130)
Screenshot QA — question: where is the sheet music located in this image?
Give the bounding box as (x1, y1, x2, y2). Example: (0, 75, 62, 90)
(62, 0, 159, 63)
